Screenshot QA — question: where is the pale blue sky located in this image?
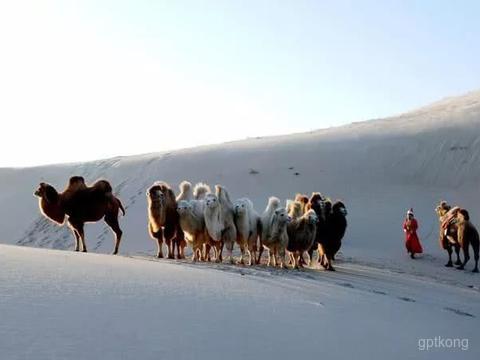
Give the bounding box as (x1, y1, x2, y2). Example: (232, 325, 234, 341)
(0, 0, 479, 167)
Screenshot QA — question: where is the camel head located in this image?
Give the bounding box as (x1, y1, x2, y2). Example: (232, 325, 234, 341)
(233, 199, 248, 216)
(146, 183, 169, 224)
(147, 185, 165, 204)
(34, 182, 65, 224)
(323, 199, 332, 214)
(304, 209, 319, 225)
(274, 208, 291, 226)
(310, 192, 326, 207)
(34, 182, 59, 203)
(295, 193, 309, 210)
(333, 201, 348, 216)
(287, 200, 303, 220)
(457, 208, 470, 223)
(176, 200, 193, 216)
(435, 201, 451, 218)
(205, 193, 219, 210)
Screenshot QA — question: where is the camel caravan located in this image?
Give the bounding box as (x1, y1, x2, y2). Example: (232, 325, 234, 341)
(34, 177, 347, 270)
(33, 177, 478, 273)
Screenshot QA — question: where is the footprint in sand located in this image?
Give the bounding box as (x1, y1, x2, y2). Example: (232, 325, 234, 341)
(337, 282, 355, 289)
(444, 307, 475, 318)
(398, 296, 415, 303)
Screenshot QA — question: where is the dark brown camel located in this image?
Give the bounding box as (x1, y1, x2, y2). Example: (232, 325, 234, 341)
(146, 182, 186, 259)
(34, 176, 125, 254)
(454, 209, 479, 272)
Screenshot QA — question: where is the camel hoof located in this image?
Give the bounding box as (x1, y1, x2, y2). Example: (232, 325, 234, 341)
(472, 268, 479, 273)
(156, 253, 163, 259)
(445, 261, 453, 267)
(112, 251, 118, 255)
(168, 255, 175, 260)
(456, 266, 465, 270)
(82, 249, 87, 253)
(455, 260, 462, 266)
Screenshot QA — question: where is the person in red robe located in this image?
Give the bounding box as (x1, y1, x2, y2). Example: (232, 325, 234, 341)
(403, 208, 423, 258)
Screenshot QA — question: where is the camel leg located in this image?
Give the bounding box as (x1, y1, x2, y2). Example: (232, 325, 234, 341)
(71, 222, 87, 253)
(472, 250, 479, 273)
(213, 241, 223, 263)
(191, 243, 199, 262)
(303, 251, 311, 267)
(293, 253, 300, 269)
(454, 244, 462, 266)
(224, 240, 234, 265)
(218, 241, 224, 262)
(72, 229, 80, 252)
(105, 215, 122, 255)
(325, 254, 335, 271)
(308, 247, 315, 266)
(164, 225, 175, 259)
(176, 228, 186, 259)
(267, 252, 273, 266)
(445, 244, 453, 267)
(153, 227, 164, 258)
(257, 244, 264, 265)
(275, 251, 281, 268)
(457, 243, 470, 270)
(248, 241, 256, 266)
(278, 248, 286, 269)
(237, 241, 246, 265)
(203, 243, 212, 262)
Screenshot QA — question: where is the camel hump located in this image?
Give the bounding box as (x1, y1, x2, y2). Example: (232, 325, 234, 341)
(91, 180, 113, 194)
(65, 176, 87, 193)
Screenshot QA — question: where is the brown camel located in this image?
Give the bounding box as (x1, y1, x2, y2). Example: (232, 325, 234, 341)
(34, 176, 125, 254)
(454, 209, 479, 272)
(147, 182, 186, 259)
(435, 201, 462, 267)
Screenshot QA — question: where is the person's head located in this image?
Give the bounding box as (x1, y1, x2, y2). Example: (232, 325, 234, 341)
(407, 208, 414, 219)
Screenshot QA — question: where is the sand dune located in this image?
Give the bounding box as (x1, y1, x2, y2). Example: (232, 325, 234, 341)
(1, 90, 480, 279)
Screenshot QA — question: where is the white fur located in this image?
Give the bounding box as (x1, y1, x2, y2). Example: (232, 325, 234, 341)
(259, 197, 289, 267)
(177, 199, 208, 261)
(193, 182, 211, 200)
(203, 185, 237, 263)
(176, 181, 193, 202)
(233, 198, 260, 265)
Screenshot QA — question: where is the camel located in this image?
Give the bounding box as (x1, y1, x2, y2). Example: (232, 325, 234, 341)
(147, 182, 186, 259)
(258, 197, 291, 268)
(34, 176, 125, 254)
(455, 209, 479, 272)
(177, 200, 209, 261)
(233, 198, 260, 265)
(317, 201, 347, 271)
(287, 209, 318, 269)
(435, 201, 462, 267)
(204, 185, 237, 264)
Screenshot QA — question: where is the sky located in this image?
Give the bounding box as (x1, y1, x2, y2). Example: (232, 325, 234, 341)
(0, 0, 479, 167)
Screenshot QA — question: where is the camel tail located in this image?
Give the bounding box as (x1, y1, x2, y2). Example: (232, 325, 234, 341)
(118, 198, 126, 216)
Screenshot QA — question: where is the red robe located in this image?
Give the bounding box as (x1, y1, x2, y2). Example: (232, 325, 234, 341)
(403, 218, 423, 254)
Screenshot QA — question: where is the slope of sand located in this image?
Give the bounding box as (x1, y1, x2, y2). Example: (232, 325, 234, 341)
(0, 244, 478, 360)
